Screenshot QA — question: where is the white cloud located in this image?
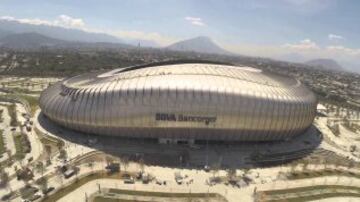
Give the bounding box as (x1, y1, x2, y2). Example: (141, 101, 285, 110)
(0, 15, 53, 26)
(328, 34, 344, 41)
(184, 16, 206, 26)
(0, 15, 85, 29)
(54, 15, 85, 28)
(326, 45, 360, 56)
(283, 39, 319, 50)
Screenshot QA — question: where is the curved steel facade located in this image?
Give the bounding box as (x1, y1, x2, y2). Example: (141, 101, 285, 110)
(39, 63, 317, 141)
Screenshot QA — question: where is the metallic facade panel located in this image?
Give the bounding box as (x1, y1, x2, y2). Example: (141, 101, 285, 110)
(39, 63, 317, 141)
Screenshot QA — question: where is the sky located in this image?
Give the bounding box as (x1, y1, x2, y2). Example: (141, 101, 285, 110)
(0, 0, 360, 69)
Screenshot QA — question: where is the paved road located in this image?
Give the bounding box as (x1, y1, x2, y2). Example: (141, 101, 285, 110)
(16, 103, 43, 165)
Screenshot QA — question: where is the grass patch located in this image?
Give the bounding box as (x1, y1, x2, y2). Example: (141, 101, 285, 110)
(15, 94, 39, 115)
(9, 87, 43, 95)
(274, 193, 360, 202)
(0, 130, 5, 155)
(39, 135, 64, 147)
(94, 197, 147, 202)
(8, 103, 18, 127)
(287, 169, 360, 180)
(261, 185, 360, 202)
(263, 185, 360, 195)
(0, 108, 3, 123)
(108, 189, 218, 198)
(13, 133, 30, 160)
(20, 185, 38, 199)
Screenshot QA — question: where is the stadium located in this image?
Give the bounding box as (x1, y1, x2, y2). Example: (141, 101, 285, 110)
(39, 61, 317, 143)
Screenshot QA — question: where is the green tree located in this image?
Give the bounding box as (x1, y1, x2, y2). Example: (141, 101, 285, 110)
(35, 176, 48, 194)
(58, 149, 67, 161)
(122, 156, 129, 172)
(138, 158, 145, 173)
(226, 168, 236, 181)
(35, 161, 45, 176)
(0, 170, 11, 192)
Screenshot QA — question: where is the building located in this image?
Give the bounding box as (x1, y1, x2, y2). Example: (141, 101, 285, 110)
(39, 62, 317, 143)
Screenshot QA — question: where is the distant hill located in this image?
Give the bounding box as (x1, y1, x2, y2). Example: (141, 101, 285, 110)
(0, 32, 67, 49)
(0, 32, 135, 50)
(166, 36, 231, 55)
(0, 28, 14, 39)
(278, 52, 306, 63)
(305, 58, 344, 72)
(0, 19, 123, 43)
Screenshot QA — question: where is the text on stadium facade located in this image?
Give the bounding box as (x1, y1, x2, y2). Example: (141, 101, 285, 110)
(155, 113, 217, 125)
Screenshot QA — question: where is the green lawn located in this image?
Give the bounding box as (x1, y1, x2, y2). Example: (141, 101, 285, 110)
(13, 133, 26, 160)
(39, 134, 64, 147)
(15, 94, 39, 115)
(263, 185, 360, 195)
(287, 169, 360, 180)
(108, 188, 217, 198)
(8, 103, 18, 127)
(0, 130, 5, 155)
(264, 193, 360, 202)
(260, 185, 360, 202)
(93, 197, 147, 202)
(9, 87, 43, 95)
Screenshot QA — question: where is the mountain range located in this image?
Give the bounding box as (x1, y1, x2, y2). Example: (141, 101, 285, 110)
(0, 19, 356, 73)
(166, 36, 231, 55)
(0, 20, 122, 43)
(305, 59, 344, 72)
(0, 20, 232, 54)
(279, 53, 348, 72)
(0, 32, 136, 50)
(0, 32, 67, 49)
(0, 19, 229, 52)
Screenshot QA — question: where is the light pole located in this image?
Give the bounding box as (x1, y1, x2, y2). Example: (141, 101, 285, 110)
(97, 183, 101, 193)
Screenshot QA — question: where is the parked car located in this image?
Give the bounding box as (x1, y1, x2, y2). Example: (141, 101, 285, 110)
(156, 180, 162, 185)
(42, 187, 55, 195)
(29, 194, 41, 201)
(124, 178, 135, 184)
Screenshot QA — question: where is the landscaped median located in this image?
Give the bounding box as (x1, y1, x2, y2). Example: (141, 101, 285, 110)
(0, 130, 5, 155)
(256, 185, 360, 202)
(92, 188, 226, 202)
(14, 94, 39, 115)
(13, 132, 31, 160)
(285, 168, 360, 180)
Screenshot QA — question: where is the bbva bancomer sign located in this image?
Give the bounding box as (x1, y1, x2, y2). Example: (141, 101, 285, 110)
(39, 62, 317, 141)
(155, 113, 217, 125)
